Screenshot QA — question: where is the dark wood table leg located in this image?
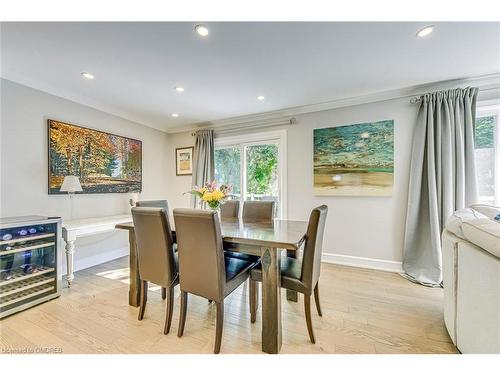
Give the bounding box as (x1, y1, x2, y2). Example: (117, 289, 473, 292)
(260, 246, 282, 354)
(286, 250, 298, 302)
(128, 230, 140, 307)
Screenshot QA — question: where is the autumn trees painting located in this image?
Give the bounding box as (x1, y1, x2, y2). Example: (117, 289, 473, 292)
(48, 120, 142, 194)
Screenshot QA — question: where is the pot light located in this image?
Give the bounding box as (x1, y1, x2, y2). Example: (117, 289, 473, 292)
(416, 25, 434, 38)
(195, 24, 209, 37)
(171, 113, 179, 118)
(257, 95, 265, 101)
(81, 72, 94, 80)
(175, 86, 185, 92)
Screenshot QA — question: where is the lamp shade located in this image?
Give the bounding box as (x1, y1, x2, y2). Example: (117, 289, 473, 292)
(60, 175, 83, 193)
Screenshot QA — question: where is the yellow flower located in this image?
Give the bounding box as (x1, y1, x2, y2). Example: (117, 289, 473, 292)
(202, 191, 214, 202)
(213, 190, 225, 200)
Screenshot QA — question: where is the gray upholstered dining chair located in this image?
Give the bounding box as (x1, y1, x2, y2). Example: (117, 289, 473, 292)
(249, 205, 328, 344)
(131, 207, 178, 335)
(173, 208, 257, 354)
(226, 200, 272, 262)
(135, 199, 172, 300)
(242, 200, 275, 222)
(220, 200, 240, 220)
(136, 199, 169, 210)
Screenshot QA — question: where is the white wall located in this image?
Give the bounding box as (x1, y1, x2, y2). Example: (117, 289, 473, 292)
(0, 79, 169, 272)
(165, 98, 419, 271)
(287, 99, 416, 270)
(165, 131, 194, 209)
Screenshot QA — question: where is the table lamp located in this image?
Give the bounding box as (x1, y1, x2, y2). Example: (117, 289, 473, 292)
(60, 175, 82, 220)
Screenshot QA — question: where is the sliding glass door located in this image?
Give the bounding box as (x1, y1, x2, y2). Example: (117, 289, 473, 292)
(214, 131, 286, 218)
(214, 146, 241, 200)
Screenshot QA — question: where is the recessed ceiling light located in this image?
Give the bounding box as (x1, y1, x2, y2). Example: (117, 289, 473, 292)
(81, 72, 94, 80)
(194, 24, 209, 37)
(257, 95, 265, 101)
(416, 25, 434, 38)
(175, 86, 185, 92)
(171, 113, 179, 118)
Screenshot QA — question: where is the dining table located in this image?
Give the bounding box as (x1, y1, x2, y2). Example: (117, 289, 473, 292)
(116, 216, 309, 354)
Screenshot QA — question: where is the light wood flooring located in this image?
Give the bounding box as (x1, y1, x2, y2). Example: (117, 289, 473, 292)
(0, 257, 458, 354)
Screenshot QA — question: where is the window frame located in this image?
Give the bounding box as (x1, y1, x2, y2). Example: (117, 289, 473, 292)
(476, 103, 500, 206)
(214, 129, 288, 219)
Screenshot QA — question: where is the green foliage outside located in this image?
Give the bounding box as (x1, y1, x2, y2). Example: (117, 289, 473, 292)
(246, 145, 278, 195)
(215, 144, 278, 196)
(215, 147, 241, 194)
(475, 116, 496, 149)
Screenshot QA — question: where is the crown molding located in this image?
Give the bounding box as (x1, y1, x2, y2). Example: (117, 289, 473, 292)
(166, 72, 500, 134)
(1, 76, 166, 132)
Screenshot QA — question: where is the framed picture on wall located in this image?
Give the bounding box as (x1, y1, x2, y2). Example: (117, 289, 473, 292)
(313, 119, 394, 196)
(176, 146, 194, 176)
(48, 119, 142, 194)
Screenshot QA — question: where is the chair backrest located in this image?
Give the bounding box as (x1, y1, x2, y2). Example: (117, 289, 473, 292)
(131, 207, 176, 288)
(173, 209, 225, 302)
(220, 200, 240, 220)
(242, 200, 274, 222)
(300, 205, 328, 293)
(136, 200, 169, 211)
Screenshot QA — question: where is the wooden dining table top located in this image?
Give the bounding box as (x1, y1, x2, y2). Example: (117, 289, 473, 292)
(116, 217, 308, 250)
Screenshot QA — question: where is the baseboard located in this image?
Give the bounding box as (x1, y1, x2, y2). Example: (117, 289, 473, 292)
(62, 247, 129, 275)
(60, 247, 402, 275)
(322, 252, 403, 273)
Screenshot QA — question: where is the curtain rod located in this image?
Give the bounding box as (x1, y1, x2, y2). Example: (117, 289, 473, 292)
(191, 117, 296, 136)
(409, 85, 500, 104)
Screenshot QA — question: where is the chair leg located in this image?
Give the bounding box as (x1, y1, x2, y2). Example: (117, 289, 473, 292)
(138, 280, 148, 320)
(314, 282, 323, 317)
(214, 301, 224, 354)
(163, 287, 175, 335)
(304, 294, 316, 344)
(161, 287, 167, 300)
(249, 279, 258, 323)
(177, 291, 188, 337)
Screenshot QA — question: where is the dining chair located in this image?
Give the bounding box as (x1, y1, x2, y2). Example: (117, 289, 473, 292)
(173, 208, 257, 354)
(135, 199, 169, 210)
(131, 207, 178, 335)
(242, 200, 275, 222)
(226, 200, 270, 263)
(220, 200, 240, 220)
(227, 199, 275, 259)
(135, 199, 172, 300)
(249, 205, 328, 344)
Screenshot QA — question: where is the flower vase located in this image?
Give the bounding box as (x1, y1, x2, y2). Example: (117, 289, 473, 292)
(207, 202, 221, 220)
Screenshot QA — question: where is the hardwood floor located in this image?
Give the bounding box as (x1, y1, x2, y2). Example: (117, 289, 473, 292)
(0, 257, 458, 354)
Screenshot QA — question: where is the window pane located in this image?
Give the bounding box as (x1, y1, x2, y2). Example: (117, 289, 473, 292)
(215, 147, 240, 199)
(245, 144, 279, 214)
(474, 115, 496, 204)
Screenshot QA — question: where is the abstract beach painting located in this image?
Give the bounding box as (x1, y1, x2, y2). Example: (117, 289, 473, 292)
(313, 120, 394, 196)
(48, 119, 142, 194)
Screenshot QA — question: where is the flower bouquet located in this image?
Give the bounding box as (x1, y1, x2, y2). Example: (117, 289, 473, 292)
(187, 181, 232, 210)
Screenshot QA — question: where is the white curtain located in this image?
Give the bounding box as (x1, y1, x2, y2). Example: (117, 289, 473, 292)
(402, 87, 479, 286)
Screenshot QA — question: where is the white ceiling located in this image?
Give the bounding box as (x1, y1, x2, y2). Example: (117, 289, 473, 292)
(1, 22, 500, 132)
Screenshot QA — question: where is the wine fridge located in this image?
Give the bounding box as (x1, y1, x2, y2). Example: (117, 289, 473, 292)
(0, 216, 62, 318)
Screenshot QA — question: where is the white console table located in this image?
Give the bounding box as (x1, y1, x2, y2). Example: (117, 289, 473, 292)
(62, 214, 132, 287)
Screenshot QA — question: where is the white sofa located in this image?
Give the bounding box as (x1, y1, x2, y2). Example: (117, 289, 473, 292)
(442, 204, 500, 354)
